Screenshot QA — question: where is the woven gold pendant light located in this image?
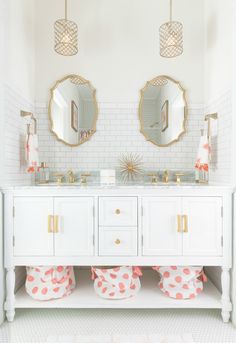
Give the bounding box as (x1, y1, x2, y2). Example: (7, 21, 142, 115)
(54, 0, 78, 56)
(159, 0, 183, 58)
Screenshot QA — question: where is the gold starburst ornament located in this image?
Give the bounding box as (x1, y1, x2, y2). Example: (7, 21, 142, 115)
(119, 153, 144, 183)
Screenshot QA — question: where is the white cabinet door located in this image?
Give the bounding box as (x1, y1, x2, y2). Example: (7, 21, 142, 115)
(142, 197, 182, 256)
(14, 197, 54, 256)
(54, 197, 94, 256)
(182, 197, 222, 256)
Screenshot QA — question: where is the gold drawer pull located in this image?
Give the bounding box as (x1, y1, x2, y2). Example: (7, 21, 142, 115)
(115, 239, 121, 245)
(54, 215, 59, 233)
(182, 215, 188, 233)
(48, 215, 53, 233)
(115, 209, 121, 215)
(177, 215, 182, 233)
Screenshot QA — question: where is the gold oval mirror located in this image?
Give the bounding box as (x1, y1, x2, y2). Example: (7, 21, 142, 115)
(49, 74, 98, 147)
(139, 75, 187, 147)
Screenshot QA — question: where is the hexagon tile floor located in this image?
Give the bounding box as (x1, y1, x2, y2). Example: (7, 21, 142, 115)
(0, 309, 236, 343)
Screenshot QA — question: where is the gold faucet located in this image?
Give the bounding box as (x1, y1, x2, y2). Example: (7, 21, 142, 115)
(80, 173, 91, 185)
(67, 170, 76, 184)
(147, 173, 158, 184)
(163, 170, 169, 183)
(175, 173, 184, 184)
(54, 173, 64, 185)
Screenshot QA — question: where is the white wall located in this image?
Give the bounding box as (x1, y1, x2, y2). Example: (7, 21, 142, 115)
(232, 0, 236, 187)
(1, 0, 36, 187)
(35, 0, 205, 104)
(203, 0, 232, 184)
(0, 0, 5, 185)
(204, 0, 232, 102)
(4, 0, 35, 101)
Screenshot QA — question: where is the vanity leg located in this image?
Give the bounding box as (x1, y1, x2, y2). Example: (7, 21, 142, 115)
(221, 267, 232, 323)
(5, 267, 15, 322)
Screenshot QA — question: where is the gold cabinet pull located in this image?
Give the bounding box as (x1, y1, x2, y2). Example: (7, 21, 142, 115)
(54, 215, 59, 233)
(48, 215, 53, 233)
(115, 239, 121, 245)
(177, 215, 182, 233)
(115, 209, 121, 215)
(182, 215, 188, 233)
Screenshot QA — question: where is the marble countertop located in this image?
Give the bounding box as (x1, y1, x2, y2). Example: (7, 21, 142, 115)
(0, 182, 234, 192)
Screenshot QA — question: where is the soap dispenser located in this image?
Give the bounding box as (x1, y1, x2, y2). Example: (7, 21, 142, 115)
(38, 162, 50, 184)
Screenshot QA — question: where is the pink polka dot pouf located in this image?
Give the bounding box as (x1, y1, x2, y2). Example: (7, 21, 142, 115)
(152, 266, 207, 300)
(91, 266, 142, 300)
(25, 266, 75, 301)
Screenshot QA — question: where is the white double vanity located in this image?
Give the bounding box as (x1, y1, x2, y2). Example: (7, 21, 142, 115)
(3, 183, 233, 323)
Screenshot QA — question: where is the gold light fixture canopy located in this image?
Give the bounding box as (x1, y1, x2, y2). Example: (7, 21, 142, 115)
(159, 0, 183, 58)
(54, 0, 78, 56)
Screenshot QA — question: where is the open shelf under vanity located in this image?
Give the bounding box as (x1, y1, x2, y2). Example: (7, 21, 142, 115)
(15, 269, 221, 309)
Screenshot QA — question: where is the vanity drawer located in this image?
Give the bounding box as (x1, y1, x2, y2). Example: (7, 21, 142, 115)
(99, 197, 138, 226)
(99, 228, 137, 256)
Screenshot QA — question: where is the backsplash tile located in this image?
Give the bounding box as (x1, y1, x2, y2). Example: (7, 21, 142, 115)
(207, 91, 232, 183)
(2, 85, 34, 186)
(1, 89, 231, 186)
(36, 102, 205, 175)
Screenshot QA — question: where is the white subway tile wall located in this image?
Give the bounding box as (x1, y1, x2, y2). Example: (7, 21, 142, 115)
(207, 91, 232, 183)
(2, 85, 34, 186)
(36, 102, 205, 174)
(2, 86, 231, 186)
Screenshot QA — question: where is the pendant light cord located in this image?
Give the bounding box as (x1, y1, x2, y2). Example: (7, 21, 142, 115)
(170, 0, 172, 22)
(65, 0, 68, 21)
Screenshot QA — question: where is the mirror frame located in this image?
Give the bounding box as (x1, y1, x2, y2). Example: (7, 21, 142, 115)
(139, 75, 188, 147)
(48, 74, 98, 147)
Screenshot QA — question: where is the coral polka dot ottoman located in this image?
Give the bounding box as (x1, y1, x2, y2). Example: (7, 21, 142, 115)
(91, 266, 142, 300)
(25, 266, 75, 301)
(152, 266, 207, 300)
